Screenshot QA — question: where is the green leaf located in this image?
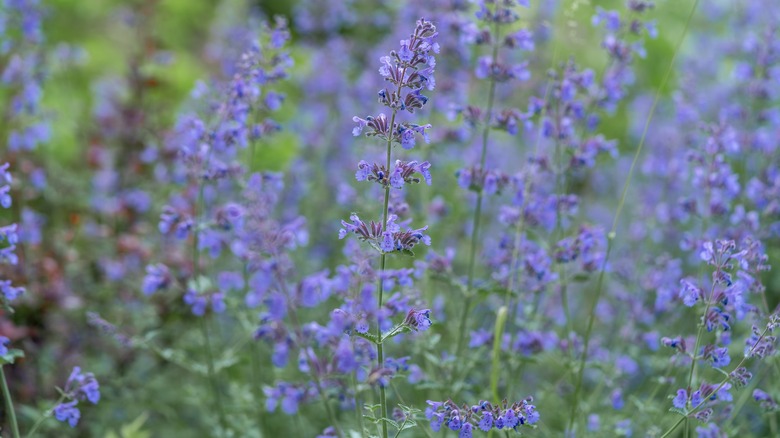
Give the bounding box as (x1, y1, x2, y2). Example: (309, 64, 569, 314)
(214, 353, 240, 372)
(355, 331, 380, 344)
(107, 412, 151, 438)
(398, 419, 417, 430)
(187, 276, 213, 293)
(0, 349, 25, 365)
(570, 273, 593, 283)
(363, 403, 382, 412)
(381, 323, 412, 343)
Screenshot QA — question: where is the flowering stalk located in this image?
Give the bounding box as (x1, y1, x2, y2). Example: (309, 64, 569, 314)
(192, 181, 228, 433)
(274, 276, 346, 437)
(23, 393, 66, 438)
(376, 109, 396, 438)
(348, 18, 438, 438)
(660, 316, 778, 437)
(1, 162, 22, 438)
(454, 0, 504, 371)
(568, 1, 698, 431)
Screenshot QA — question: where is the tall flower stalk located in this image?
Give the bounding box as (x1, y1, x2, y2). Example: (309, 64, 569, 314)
(568, 1, 697, 431)
(452, 0, 533, 371)
(346, 18, 438, 438)
(1, 163, 22, 438)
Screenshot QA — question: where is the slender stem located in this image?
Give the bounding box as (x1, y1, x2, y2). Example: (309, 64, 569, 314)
(242, 263, 266, 430)
(454, 192, 485, 357)
(377, 255, 389, 438)
(352, 373, 365, 435)
(278, 274, 345, 438)
(1, 366, 20, 438)
(567, 0, 699, 432)
(724, 362, 778, 427)
(502, 41, 559, 314)
(193, 182, 228, 434)
(684, 274, 719, 400)
(660, 324, 771, 438)
(25, 394, 67, 438)
(376, 108, 398, 438)
(454, 12, 501, 367)
(551, 92, 575, 347)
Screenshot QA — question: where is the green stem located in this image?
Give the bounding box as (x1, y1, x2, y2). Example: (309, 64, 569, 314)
(377, 255, 389, 438)
(489, 307, 508, 403)
(352, 373, 365, 435)
(1, 366, 20, 438)
(683, 275, 719, 403)
(193, 181, 228, 434)
(567, 0, 699, 432)
(376, 107, 398, 438)
(660, 324, 771, 438)
(389, 381, 435, 438)
(454, 12, 501, 370)
(272, 268, 344, 437)
(24, 394, 67, 438)
(242, 263, 266, 430)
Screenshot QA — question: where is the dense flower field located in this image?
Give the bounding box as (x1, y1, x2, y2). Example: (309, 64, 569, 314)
(1, 0, 779, 436)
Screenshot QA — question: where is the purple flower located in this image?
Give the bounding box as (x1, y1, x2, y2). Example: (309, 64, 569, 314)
(398, 39, 414, 63)
(0, 336, 8, 356)
(184, 289, 209, 316)
(691, 390, 703, 407)
(54, 401, 81, 427)
(0, 185, 10, 209)
(753, 389, 778, 411)
(0, 163, 11, 184)
(400, 126, 416, 149)
(447, 414, 462, 431)
(710, 346, 731, 368)
(679, 278, 703, 307)
(404, 308, 432, 331)
(478, 412, 493, 431)
(592, 7, 621, 32)
(425, 400, 443, 420)
(1, 280, 25, 301)
(611, 389, 624, 410)
(265, 91, 284, 111)
(65, 366, 101, 404)
(459, 422, 473, 438)
(381, 231, 394, 252)
(334, 337, 357, 372)
(673, 389, 688, 409)
(430, 413, 444, 431)
(142, 264, 171, 295)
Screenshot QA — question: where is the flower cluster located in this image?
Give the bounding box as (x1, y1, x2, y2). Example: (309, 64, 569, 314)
(352, 18, 438, 149)
(0, 163, 24, 303)
(356, 159, 432, 188)
(339, 213, 431, 254)
(456, 166, 511, 195)
(53, 367, 101, 427)
(426, 398, 539, 435)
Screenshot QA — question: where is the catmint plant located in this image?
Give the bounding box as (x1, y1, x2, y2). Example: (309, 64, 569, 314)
(658, 240, 777, 436)
(450, 0, 535, 379)
(343, 17, 437, 438)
